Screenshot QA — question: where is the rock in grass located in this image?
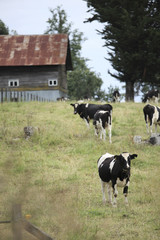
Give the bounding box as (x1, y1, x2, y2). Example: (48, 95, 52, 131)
(133, 135, 142, 144)
(149, 134, 160, 145)
(24, 126, 39, 139)
(134, 134, 160, 145)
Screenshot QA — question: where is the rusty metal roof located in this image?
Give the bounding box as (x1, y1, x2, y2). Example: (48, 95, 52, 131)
(0, 34, 72, 69)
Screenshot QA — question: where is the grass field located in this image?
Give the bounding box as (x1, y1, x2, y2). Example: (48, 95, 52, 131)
(0, 101, 160, 240)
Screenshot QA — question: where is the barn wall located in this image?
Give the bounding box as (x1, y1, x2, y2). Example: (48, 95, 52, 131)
(0, 65, 67, 92)
(0, 89, 67, 102)
(58, 65, 67, 90)
(23, 89, 67, 101)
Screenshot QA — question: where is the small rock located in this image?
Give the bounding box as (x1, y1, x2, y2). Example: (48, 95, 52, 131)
(24, 126, 39, 139)
(133, 135, 142, 144)
(149, 134, 160, 145)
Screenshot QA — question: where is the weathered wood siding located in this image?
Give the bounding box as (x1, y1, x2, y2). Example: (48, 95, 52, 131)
(0, 65, 67, 92)
(58, 65, 67, 90)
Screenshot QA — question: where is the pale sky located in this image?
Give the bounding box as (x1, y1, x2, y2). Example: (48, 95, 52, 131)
(0, 0, 124, 95)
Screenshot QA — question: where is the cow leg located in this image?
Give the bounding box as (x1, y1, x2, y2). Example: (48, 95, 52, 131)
(146, 123, 149, 134)
(99, 119, 103, 139)
(150, 123, 153, 134)
(108, 124, 112, 143)
(155, 124, 157, 134)
(108, 116, 112, 143)
(102, 127, 106, 141)
(94, 122, 99, 137)
(123, 181, 130, 206)
(101, 121, 106, 141)
(112, 180, 118, 207)
(144, 114, 150, 134)
(101, 181, 106, 204)
(99, 129, 103, 139)
(84, 118, 90, 128)
(155, 97, 158, 104)
(94, 127, 98, 136)
(148, 116, 153, 134)
(107, 183, 112, 204)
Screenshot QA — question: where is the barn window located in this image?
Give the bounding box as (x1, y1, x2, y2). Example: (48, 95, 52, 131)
(8, 79, 19, 87)
(48, 79, 58, 86)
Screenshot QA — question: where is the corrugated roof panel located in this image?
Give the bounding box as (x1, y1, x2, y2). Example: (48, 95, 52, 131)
(0, 34, 70, 67)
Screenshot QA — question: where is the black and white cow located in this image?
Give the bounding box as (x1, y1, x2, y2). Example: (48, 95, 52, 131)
(143, 104, 160, 134)
(113, 90, 120, 102)
(93, 110, 112, 143)
(97, 152, 138, 207)
(70, 103, 113, 127)
(142, 90, 159, 104)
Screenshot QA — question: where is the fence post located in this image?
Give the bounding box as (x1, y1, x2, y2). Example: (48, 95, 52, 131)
(17, 91, 19, 102)
(24, 91, 26, 102)
(10, 90, 12, 102)
(12, 204, 22, 240)
(5, 88, 7, 102)
(1, 88, 3, 104)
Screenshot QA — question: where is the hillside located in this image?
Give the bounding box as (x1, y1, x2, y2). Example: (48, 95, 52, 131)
(0, 101, 160, 240)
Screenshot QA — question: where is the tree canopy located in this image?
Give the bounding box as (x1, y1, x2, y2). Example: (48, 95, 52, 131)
(84, 0, 160, 100)
(45, 6, 104, 100)
(45, 6, 72, 34)
(0, 19, 9, 35)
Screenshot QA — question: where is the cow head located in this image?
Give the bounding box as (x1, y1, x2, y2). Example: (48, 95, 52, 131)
(70, 103, 86, 116)
(70, 103, 79, 114)
(116, 152, 138, 169)
(142, 96, 148, 103)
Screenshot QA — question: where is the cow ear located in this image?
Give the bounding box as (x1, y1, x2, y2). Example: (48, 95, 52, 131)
(130, 154, 138, 160)
(70, 104, 74, 107)
(114, 155, 120, 160)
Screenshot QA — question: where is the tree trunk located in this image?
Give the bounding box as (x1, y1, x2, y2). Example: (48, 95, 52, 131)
(125, 81, 135, 101)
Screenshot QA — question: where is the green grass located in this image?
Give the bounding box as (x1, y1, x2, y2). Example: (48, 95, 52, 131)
(0, 101, 160, 240)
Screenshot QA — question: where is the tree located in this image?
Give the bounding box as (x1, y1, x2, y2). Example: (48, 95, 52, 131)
(45, 6, 72, 34)
(68, 28, 103, 99)
(84, 0, 160, 101)
(45, 6, 104, 100)
(67, 58, 103, 100)
(0, 19, 9, 35)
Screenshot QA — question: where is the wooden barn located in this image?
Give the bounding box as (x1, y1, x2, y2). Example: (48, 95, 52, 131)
(0, 34, 72, 101)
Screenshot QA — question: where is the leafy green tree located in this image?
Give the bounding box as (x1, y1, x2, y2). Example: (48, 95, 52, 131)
(84, 0, 160, 101)
(68, 28, 103, 99)
(45, 6, 104, 100)
(68, 58, 103, 100)
(45, 6, 72, 34)
(0, 19, 9, 35)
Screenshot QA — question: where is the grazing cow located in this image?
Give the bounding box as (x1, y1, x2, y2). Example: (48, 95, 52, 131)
(70, 103, 113, 127)
(143, 104, 160, 134)
(113, 90, 120, 102)
(142, 90, 159, 104)
(97, 152, 138, 207)
(93, 110, 112, 143)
